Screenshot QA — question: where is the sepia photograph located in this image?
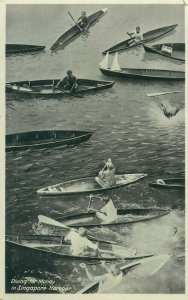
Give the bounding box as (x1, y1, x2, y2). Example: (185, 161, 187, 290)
(4, 1, 185, 296)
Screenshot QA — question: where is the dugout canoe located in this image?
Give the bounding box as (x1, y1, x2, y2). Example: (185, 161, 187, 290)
(50, 208, 171, 228)
(5, 234, 153, 261)
(37, 173, 148, 196)
(143, 43, 185, 62)
(99, 67, 185, 80)
(6, 130, 93, 152)
(148, 178, 185, 190)
(6, 79, 114, 97)
(77, 254, 171, 293)
(99, 52, 185, 80)
(50, 8, 107, 51)
(102, 24, 178, 54)
(6, 44, 45, 55)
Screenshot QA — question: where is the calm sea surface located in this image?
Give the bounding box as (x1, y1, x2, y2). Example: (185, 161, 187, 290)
(6, 4, 185, 294)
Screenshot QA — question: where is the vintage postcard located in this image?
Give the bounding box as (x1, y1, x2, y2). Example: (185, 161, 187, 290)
(1, 0, 186, 299)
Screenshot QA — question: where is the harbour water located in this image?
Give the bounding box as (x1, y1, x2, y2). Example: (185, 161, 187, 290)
(6, 4, 185, 294)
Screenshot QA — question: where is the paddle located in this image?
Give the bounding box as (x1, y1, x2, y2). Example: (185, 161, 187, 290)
(147, 91, 182, 97)
(68, 11, 83, 31)
(6, 104, 16, 111)
(86, 194, 103, 212)
(38, 215, 118, 246)
(95, 162, 109, 188)
(87, 194, 94, 212)
(127, 32, 144, 46)
(38, 215, 70, 230)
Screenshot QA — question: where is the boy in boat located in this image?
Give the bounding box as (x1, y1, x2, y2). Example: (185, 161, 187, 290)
(81, 261, 123, 293)
(96, 195, 118, 224)
(77, 11, 88, 28)
(56, 70, 78, 93)
(160, 102, 180, 119)
(127, 26, 143, 45)
(97, 158, 116, 188)
(64, 227, 98, 255)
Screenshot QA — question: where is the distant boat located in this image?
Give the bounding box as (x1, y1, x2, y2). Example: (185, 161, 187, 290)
(102, 24, 178, 54)
(6, 130, 93, 152)
(6, 44, 45, 55)
(50, 8, 107, 51)
(99, 52, 185, 80)
(148, 178, 185, 190)
(37, 173, 148, 196)
(6, 79, 114, 97)
(143, 43, 185, 62)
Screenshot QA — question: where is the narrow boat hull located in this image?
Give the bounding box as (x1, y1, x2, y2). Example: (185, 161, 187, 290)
(37, 173, 148, 195)
(51, 8, 107, 51)
(6, 44, 45, 54)
(143, 43, 185, 62)
(103, 24, 178, 54)
(99, 67, 185, 80)
(148, 178, 185, 190)
(6, 235, 153, 261)
(6, 130, 93, 152)
(54, 208, 170, 228)
(6, 79, 114, 97)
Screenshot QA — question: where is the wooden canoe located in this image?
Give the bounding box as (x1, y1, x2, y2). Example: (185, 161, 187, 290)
(6, 79, 114, 97)
(148, 178, 185, 190)
(52, 208, 170, 228)
(5, 234, 153, 261)
(50, 8, 107, 51)
(99, 67, 185, 80)
(77, 254, 171, 293)
(37, 173, 148, 196)
(6, 44, 45, 54)
(6, 130, 93, 152)
(143, 43, 185, 62)
(102, 24, 178, 54)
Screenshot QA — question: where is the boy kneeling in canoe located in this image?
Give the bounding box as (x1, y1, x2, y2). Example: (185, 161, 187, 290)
(64, 227, 98, 256)
(96, 196, 118, 224)
(56, 70, 78, 94)
(81, 261, 123, 293)
(77, 11, 88, 28)
(96, 158, 116, 188)
(88, 195, 118, 224)
(127, 26, 143, 45)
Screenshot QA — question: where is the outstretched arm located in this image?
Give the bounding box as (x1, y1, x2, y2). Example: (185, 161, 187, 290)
(127, 32, 134, 36)
(55, 80, 61, 88)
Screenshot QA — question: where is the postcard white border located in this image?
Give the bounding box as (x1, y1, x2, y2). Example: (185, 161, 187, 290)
(0, 0, 187, 299)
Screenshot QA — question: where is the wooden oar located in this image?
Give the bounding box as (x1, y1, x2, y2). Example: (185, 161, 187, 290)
(87, 194, 94, 211)
(38, 215, 118, 246)
(147, 91, 182, 97)
(86, 194, 103, 211)
(127, 32, 142, 46)
(88, 235, 118, 246)
(38, 215, 70, 230)
(6, 104, 16, 110)
(68, 11, 83, 31)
